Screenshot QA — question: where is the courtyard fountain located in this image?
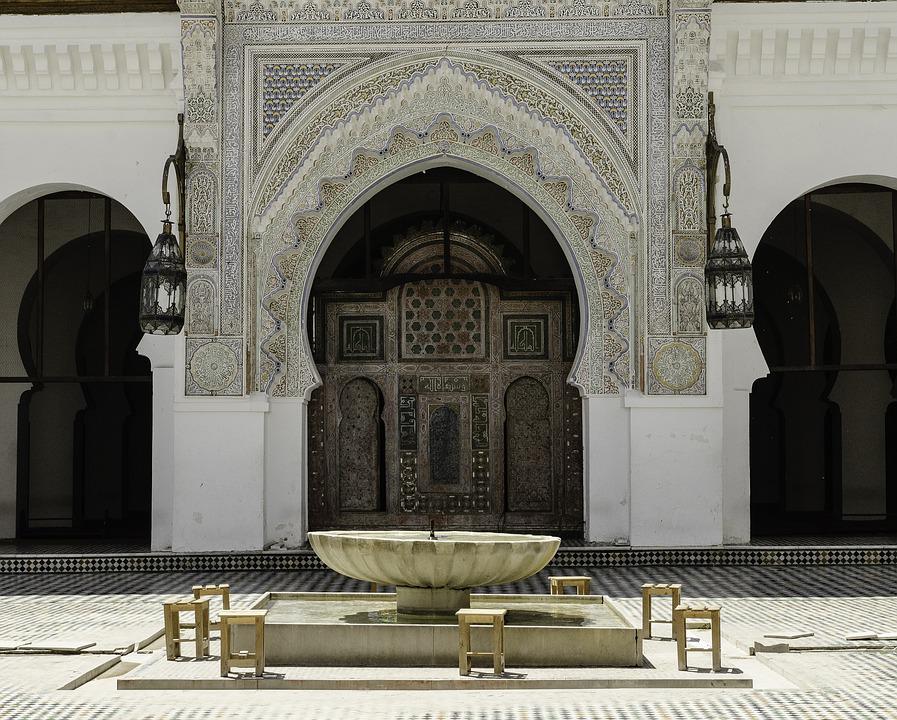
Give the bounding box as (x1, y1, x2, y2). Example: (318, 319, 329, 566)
(308, 529, 560, 614)
(236, 529, 642, 668)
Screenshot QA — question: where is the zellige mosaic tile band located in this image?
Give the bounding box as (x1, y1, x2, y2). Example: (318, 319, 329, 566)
(3, 546, 897, 573)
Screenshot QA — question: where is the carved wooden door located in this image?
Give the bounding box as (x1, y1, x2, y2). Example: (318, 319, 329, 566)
(307, 229, 583, 536)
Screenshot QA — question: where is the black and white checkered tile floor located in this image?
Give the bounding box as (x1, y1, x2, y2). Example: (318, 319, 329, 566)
(6, 563, 897, 597)
(4, 565, 897, 719)
(2, 686, 897, 719)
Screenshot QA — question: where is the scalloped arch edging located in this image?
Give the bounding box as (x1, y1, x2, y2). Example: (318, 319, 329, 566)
(254, 60, 637, 398)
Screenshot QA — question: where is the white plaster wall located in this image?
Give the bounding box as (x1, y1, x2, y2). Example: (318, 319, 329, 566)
(264, 398, 307, 547)
(0, 13, 182, 239)
(0, 11, 181, 540)
(709, 2, 897, 541)
(583, 395, 630, 544)
(628, 405, 723, 546)
(627, 333, 724, 546)
(721, 330, 766, 543)
(138, 335, 177, 551)
(172, 395, 270, 552)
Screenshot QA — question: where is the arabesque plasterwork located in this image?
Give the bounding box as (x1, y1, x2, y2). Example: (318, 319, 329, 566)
(224, 0, 668, 22)
(251, 56, 639, 398)
(177, 4, 712, 396)
(180, 1, 248, 396)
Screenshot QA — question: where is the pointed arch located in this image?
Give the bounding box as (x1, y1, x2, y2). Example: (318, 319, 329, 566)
(252, 59, 638, 399)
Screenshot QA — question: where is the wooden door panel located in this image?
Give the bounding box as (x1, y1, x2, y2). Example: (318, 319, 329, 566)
(308, 278, 583, 536)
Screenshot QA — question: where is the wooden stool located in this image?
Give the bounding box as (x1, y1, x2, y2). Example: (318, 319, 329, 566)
(456, 608, 506, 676)
(549, 576, 591, 595)
(674, 602, 722, 672)
(192, 584, 231, 630)
(641, 583, 682, 639)
(163, 597, 211, 660)
(219, 609, 267, 677)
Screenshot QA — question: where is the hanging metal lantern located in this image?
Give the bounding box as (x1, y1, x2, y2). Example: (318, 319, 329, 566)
(139, 218, 186, 334)
(139, 113, 188, 335)
(705, 212, 753, 329)
(704, 92, 754, 329)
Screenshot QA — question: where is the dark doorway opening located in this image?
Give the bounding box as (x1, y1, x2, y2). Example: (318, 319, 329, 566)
(751, 183, 897, 534)
(0, 192, 152, 540)
(306, 167, 584, 537)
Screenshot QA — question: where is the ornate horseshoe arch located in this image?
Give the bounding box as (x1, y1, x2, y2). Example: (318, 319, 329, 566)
(252, 57, 639, 399)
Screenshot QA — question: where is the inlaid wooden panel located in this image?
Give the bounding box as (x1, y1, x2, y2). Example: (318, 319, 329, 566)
(505, 376, 553, 512)
(308, 234, 583, 535)
(338, 377, 383, 512)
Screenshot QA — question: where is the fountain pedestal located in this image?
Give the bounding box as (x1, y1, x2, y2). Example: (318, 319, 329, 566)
(396, 586, 471, 615)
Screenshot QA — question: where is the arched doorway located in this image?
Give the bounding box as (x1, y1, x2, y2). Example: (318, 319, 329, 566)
(750, 183, 897, 534)
(305, 168, 583, 536)
(0, 191, 152, 539)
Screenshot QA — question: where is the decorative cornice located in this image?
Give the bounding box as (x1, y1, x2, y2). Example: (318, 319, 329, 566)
(0, 41, 180, 94)
(710, 4, 897, 96)
(222, 0, 667, 21)
(0, 14, 181, 101)
(0, 0, 178, 12)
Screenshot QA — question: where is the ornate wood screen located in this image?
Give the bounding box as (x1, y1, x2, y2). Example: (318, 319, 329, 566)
(307, 227, 583, 535)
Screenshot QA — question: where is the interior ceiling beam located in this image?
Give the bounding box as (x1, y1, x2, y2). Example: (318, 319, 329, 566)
(0, 0, 178, 13)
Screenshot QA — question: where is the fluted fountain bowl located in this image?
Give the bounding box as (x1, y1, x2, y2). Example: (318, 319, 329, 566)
(308, 530, 561, 614)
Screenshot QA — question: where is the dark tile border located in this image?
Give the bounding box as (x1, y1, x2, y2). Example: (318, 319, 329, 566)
(2, 546, 897, 573)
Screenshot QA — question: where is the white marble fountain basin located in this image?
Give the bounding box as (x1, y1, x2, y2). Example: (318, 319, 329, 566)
(308, 530, 560, 613)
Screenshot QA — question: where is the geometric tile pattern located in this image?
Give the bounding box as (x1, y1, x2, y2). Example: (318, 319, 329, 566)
(6, 547, 897, 574)
(5, 565, 897, 648)
(6, 566, 897, 718)
(547, 59, 629, 134)
(503, 314, 549, 360)
(2, 688, 897, 719)
(760, 651, 897, 690)
(262, 62, 341, 137)
(401, 281, 486, 360)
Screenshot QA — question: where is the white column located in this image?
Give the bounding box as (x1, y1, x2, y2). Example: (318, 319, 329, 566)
(582, 394, 631, 544)
(264, 397, 307, 547)
(721, 329, 768, 544)
(137, 334, 177, 551)
(172, 393, 269, 552)
(627, 334, 725, 547)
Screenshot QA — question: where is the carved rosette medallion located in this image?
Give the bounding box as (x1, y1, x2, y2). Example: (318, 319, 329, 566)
(187, 237, 217, 268)
(651, 340, 702, 393)
(189, 341, 240, 393)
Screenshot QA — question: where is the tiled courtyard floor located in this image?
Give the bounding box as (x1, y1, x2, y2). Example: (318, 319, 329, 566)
(3, 566, 897, 718)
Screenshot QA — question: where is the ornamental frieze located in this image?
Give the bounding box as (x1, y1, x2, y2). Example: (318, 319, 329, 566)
(182, 11, 713, 397)
(224, 0, 667, 22)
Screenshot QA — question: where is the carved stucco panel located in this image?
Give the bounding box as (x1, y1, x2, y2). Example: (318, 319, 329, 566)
(247, 58, 644, 399)
(223, 0, 667, 21)
(258, 126, 629, 399)
(216, 18, 676, 399)
(644, 0, 711, 394)
(253, 56, 638, 232)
